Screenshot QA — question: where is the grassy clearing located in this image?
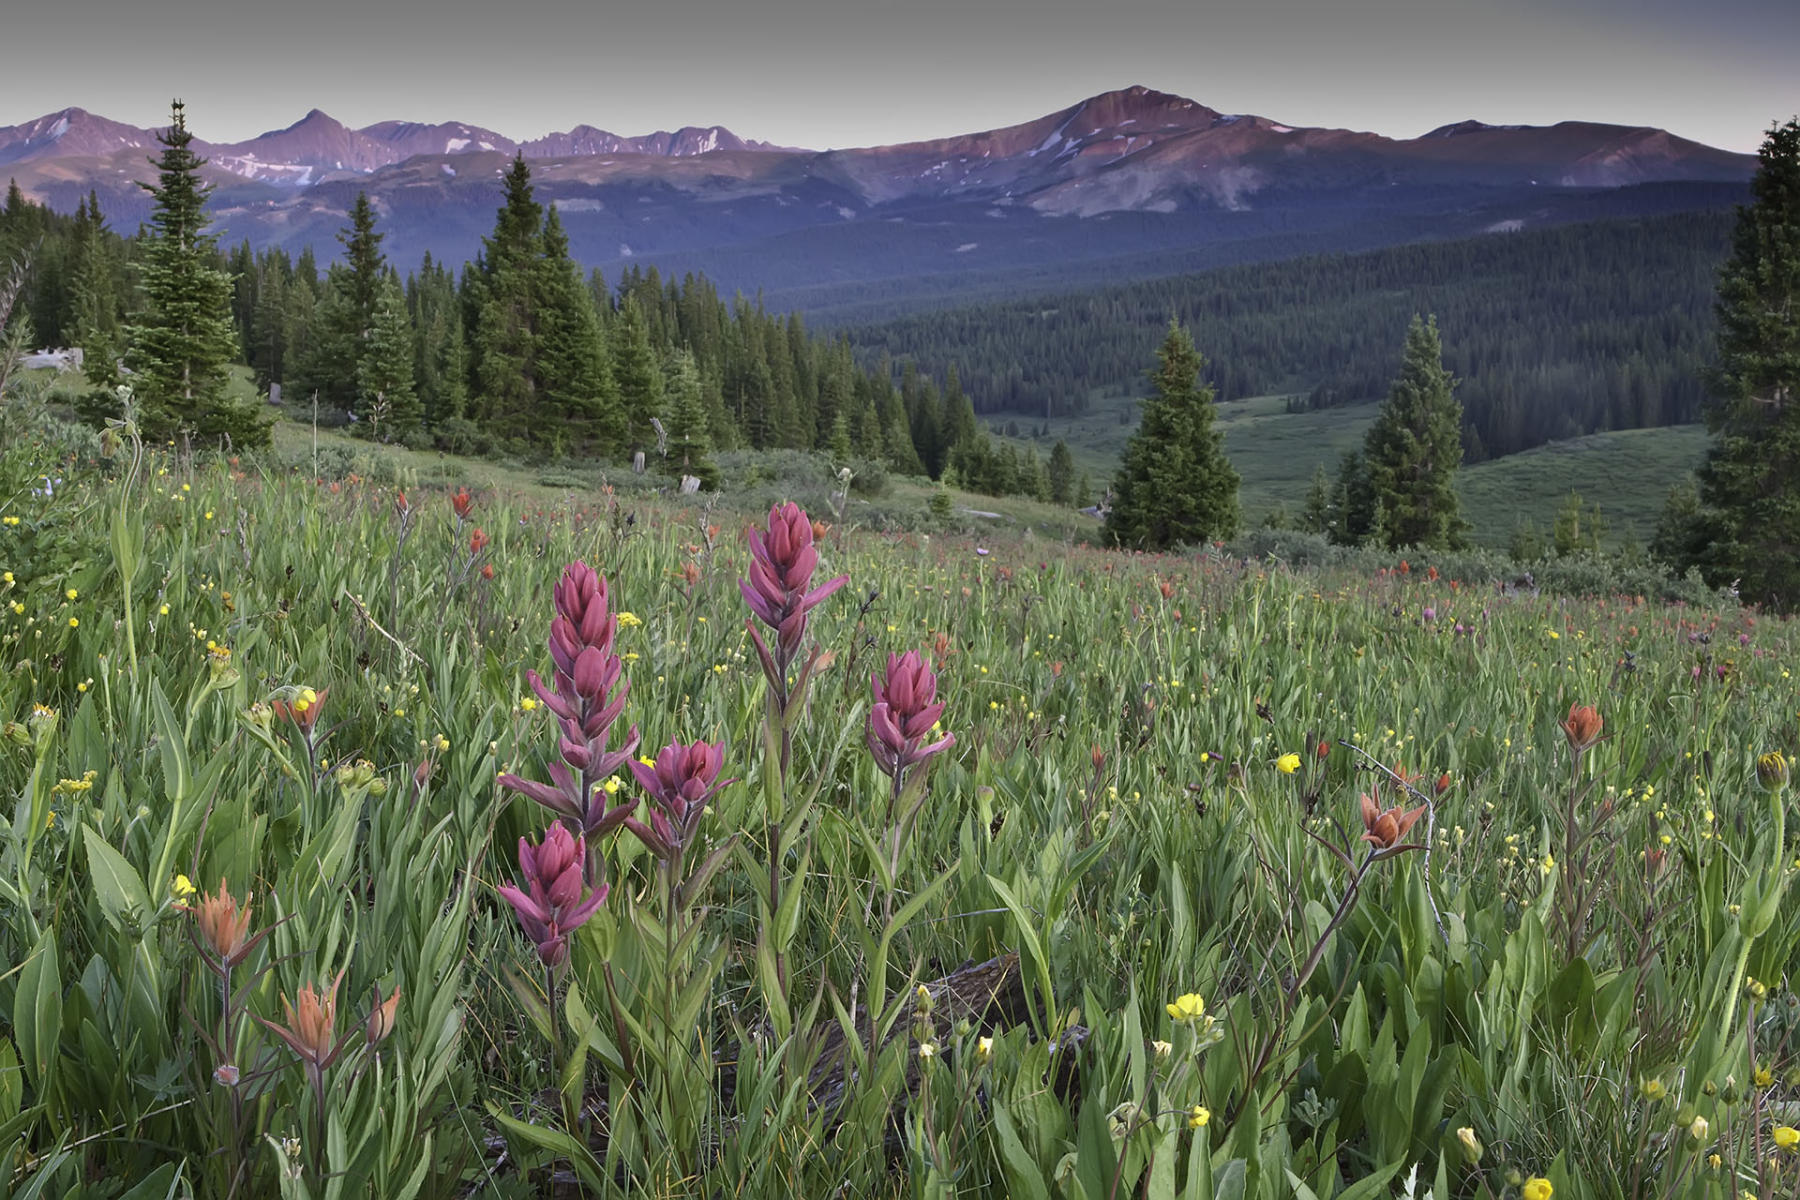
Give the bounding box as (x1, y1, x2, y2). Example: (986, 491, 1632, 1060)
(0, 402, 1792, 1197)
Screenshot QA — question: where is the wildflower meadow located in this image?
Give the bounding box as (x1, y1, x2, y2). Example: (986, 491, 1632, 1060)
(0, 414, 1797, 1200)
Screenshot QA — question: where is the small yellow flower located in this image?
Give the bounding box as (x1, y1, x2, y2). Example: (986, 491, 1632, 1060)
(1187, 1105, 1210, 1129)
(1166, 993, 1206, 1023)
(1773, 1125, 1800, 1151)
(520, 697, 538, 712)
(172, 874, 197, 900)
(1688, 1114, 1708, 1142)
(1755, 1066, 1773, 1087)
(435, 735, 450, 753)
(1708, 1153, 1721, 1170)
(615, 611, 642, 629)
(2, 516, 18, 526)
(67, 617, 78, 628)
(1641, 1078, 1667, 1101)
(1276, 752, 1301, 774)
(1151, 1040, 1172, 1058)
(918, 1042, 937, 1060)
(159, 603, 170, 615)
(65, 588, 77, 601)
(975, 1036, 993, 1063)
(1523, 1178, 1553, 1200)
(602, 777, 621, 794)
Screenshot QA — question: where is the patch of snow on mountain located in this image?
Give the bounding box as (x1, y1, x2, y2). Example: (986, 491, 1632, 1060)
(48, 117, 69, 140)
(1269, 124, 1293, 133)
(836, 206, 856, 220)
(479, 141, 495, 151)
(441, 164, 456, 176)
(618, 243, 634, 258)
(953, 242, 978, 253)
(445, 138, 470, 152)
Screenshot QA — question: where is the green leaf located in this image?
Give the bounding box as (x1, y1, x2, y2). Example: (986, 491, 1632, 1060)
(992, 1100, 1052, 1200)
(84, 828, 154, 933)
(987, 873, 1055, 1036)
(13, 930, 61, 1090)
(491, 1108, 605, 1191)
(150, 679, 190, 804)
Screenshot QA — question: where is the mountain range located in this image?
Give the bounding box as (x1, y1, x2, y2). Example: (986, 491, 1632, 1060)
(0, 87, 1755, 316)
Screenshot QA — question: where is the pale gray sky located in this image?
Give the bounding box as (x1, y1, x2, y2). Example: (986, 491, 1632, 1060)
(3, 0, 1795, 152)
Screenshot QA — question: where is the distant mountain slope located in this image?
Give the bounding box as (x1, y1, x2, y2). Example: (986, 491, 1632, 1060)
(0, 87, 1754, 302)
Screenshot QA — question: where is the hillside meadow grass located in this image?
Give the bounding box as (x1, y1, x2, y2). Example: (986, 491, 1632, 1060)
(0, 407, 1795, 1200)
(994, 388, 1707, 549)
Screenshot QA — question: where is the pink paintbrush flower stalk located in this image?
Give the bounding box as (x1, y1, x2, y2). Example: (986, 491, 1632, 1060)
(496, 822, 609, 969)
(741, 502, 847, 679)
(625, 739, 735, 860)
(499, 561, 641, 840)
(867, 651, 955, 780)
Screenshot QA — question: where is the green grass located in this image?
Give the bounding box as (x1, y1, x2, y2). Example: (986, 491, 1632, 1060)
(992, 390, 1707, 548)
(1456, 424, 1710, 550)
(0, 408, 1790, 1197)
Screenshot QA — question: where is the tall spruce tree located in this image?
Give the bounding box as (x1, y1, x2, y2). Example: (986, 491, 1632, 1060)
(536, 206, 616, 455)
(473, 155, 544, 440)
(1690, 118, 1800, 607)
(610, 294, 662, 451)
(355, 273, 419, 441)
(69, 192, 120, 389)
(661, 348, 717, 489)
(1047, 439, 1076, 505)
(1104, 321, 1240, 550)
(125, 101, 264, 444)
(1362, 315, 1468, 550)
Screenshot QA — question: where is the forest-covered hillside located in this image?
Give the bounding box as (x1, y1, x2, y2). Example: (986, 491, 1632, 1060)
(844, 210, 1732, 460)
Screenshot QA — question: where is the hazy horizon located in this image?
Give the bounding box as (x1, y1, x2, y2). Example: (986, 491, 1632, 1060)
(2, 0, 1796, 154)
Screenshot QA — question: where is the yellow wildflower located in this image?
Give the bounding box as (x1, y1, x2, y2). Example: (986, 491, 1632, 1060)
(1165, 993, 1206, 1023)
(1187, 1106, 1210, 1129)
(1773, 1125, 1799, 1151)
(1523, 1179, 1553, 1200)
(172, 874, 197, 900)
(1276, 753, 1301, 774)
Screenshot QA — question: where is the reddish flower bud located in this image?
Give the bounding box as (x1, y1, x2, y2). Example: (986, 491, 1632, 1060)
(497, 823, 608, 969)
(741, 502, 847, 674)
(502, 561, 641, 839)
(469, 527, 489, 554)
(1359, 793, 1426, 854)
(626, 739, 734, 860)
(451, 488, 473, 520)
(481, 563, 495, 581)
(867, 651, 955, 779)
(1561, 704, 1603, 753)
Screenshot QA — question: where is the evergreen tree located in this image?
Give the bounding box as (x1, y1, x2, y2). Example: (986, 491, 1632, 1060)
(611, 293, 663, 452)
(661, 348, 717, 489)
(472, 156, 544, 439)
(124, 101, 266, 445)
(1362, 315, 1468, 550)
(1692, 118, 1800, 607)
(69, 193, 120, 388)
(355, 274, 419, 441)
(1047, 439, 1076, 505)
(536, 206, 616, 454)
(1104, 321, 1240, 550)
(1331, 450, 1376, 546)
(294, 193, 388, 414)
(1299, 463, 1333, 535)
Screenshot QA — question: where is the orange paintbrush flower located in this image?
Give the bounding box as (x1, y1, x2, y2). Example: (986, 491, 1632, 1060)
(272, 686, 328, 735)
(186, 879, 256, 967)
(1360, 793, 1426, 854)
(364, 984, 401, 1046)
(261, 971, 347, 1071)
(1561, 704, 1604, 753)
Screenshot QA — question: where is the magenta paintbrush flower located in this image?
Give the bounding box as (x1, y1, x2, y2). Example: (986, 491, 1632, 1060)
(741, 502, 847, 677)
(496, 822, 608, 969)
(625, 739, 735, 860)
(867, 651, 955, 779)
(499, 561, 641, 839)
